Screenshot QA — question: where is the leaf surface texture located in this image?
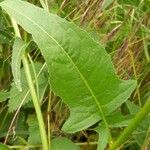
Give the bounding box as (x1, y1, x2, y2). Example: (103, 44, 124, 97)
(0, 0, 136, 132)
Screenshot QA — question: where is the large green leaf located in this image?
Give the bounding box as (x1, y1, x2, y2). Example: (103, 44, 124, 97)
(0, 0, 136, 133)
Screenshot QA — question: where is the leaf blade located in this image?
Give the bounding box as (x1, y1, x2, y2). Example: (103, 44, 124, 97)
(8, 62, 48, 112)
(11, 37, 27, 91)
(51, 137, 80, 150)
(0, 0, 137, 133)
(0, 143, 11, 150)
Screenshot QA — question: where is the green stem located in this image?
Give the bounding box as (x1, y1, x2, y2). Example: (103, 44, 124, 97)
(39, 0, 49, 12)
(47, 92, 52, 150)
(11, 18, 49, 150)
(39, 2, 50, 149)
(110, 97, 150, 150)
(9, 145, 42, 149)
(129, 50, 141, 108)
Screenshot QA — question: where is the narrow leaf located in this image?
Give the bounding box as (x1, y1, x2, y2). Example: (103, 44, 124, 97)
(11, 37, 28, 91)
(95, 125, 109, 150)
(0, 0, 137, 133)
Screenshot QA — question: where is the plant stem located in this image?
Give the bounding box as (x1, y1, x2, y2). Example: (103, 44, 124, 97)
(39, 0, 49, 12)
(110, 96, 150, 150)
(129, 50, 141, 108)
(11, 18, 49, 150)
(9, 145, 42, 149)
(47, 92, 52, 150)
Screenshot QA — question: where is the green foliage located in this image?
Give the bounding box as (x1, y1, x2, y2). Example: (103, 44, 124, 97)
(119, 0, 140, 6)
(105, 111, 133, 128)
(102, 0, 113, 10)
(27, 114, 41, 145)
(11, 37, 28, 91)
(95, 125, 109, 150)
(0, 8, 13, 44)
(0, 143, 11, 150)
(0, 0, 136, 135)
(0, 0, 149, 149)
(95, 111, 133, 149)
(8, 62, 48, 112)
(51, 137, 80, 150)
(0, 90, 8, 102)
(126, 101, 150, 147)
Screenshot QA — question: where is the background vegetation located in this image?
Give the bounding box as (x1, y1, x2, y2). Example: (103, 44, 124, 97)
(0, 0, 149, 149)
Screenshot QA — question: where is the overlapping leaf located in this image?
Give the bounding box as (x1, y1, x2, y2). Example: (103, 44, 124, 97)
(11, 37, 28, 91)
(51, 137, 80, 150)
(126, 101, 150, 147)
(95, 111, 133, 149)
(0, 0, 136, 133)
(8, 62, 48, 112)
(0, 90, 9, 102)
(0, 143, 11, 150)
(27, 114, 41, 144)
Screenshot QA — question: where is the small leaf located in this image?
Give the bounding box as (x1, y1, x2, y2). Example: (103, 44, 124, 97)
(95, 124, 109, 150)
(11, 37, 29, 91)
(51, 137, 80, 150)
(126, 101, 150, 147)
(27, 114, 41, 144)
(95, 111, 132, 149)
(0, 143, 11, 150)
(102, 0, 113, 10)
(126, 100, 139, 114)
(0, 91, 9, 102)
(8, 62, 48, 112)
(118, 0, 140, 6)
(0, 111, 28, 140)
(106, 111, 133, 128)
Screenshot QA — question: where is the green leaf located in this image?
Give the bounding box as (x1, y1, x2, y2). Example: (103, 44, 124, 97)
(0, 9, 13, 43)
(126, 101, 150, 147)
(11, 37, 29, 91)
(102, 0, 113, 10)
(95, 125, 109, 150)
(0, 90, 9, 102)
(0, 110, 28, 139)
(0, 0, 136, 133)
(126, 100, 139, 114)
(118, 0, 140, 6)
(106, 111, 133, 128)
(51, 137, 80, 150)
(27, 114, 41, 144)
(8, 62, 48, 112)
(0, 143, 11, 150)
(95, 111, 132, 150)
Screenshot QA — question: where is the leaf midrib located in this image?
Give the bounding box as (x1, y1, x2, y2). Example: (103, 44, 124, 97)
(4, 4, 108, 125)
